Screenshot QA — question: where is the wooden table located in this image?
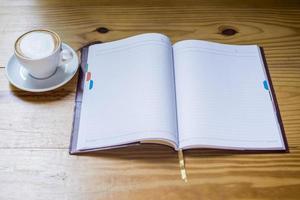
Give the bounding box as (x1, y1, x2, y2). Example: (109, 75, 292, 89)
(1, 0, 300, 199)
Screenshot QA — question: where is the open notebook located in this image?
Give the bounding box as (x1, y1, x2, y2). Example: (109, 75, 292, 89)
(70, 33, 288, 154)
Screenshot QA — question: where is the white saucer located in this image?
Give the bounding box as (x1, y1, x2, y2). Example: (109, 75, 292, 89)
(5, 43, 79, 92)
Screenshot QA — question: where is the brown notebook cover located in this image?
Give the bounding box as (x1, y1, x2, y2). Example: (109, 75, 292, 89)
(69, 44, 288, 155)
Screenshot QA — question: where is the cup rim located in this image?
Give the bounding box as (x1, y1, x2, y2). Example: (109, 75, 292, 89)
(14, 29, 62, 61)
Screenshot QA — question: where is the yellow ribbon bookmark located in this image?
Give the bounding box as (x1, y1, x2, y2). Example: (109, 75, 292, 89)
(178, 149, 187, 182)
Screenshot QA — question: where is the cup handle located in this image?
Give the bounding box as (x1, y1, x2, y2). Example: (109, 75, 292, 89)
(59, 48, 73, 67)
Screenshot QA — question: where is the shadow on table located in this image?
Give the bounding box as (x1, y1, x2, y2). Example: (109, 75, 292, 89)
(8, 72, 78, 103)
(76, 142, 284, 165)
(78, 143, 249, 163)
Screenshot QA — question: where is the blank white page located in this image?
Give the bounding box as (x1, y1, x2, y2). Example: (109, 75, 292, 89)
(77, 33, 178, 150)
(173, 40, 285, 150)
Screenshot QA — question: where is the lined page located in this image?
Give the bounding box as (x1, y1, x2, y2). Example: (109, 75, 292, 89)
(77, 33, 178, 150)
(173, 40, 285, 150)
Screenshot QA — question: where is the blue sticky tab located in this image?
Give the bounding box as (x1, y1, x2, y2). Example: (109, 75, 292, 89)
(89, 80, 93, 90)
(263, 80, 269, 90)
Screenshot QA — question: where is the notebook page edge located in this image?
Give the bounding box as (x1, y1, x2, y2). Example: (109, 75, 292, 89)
(258, 47, 289, 152)
(69, 46, 90, 154)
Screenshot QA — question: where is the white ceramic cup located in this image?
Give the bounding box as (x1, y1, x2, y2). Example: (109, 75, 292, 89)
(14, 29, 73, 79)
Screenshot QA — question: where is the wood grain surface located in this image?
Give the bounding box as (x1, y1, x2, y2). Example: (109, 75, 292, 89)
(0, 0, 300, 199)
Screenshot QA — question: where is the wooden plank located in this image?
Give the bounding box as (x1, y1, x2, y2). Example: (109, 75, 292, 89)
(0, 69, 76, 148)
(0, 1, 300, 67)
(0, 148, 300, 200)
(1, 0, 300, 8)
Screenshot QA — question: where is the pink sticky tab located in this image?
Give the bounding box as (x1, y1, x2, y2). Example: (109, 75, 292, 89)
(86, 72, 91, 81)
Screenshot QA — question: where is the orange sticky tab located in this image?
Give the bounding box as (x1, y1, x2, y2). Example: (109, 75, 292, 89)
(86, 72, 91, 81)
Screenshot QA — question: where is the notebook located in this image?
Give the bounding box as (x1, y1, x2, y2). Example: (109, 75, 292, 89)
(69, 33, 288, 154)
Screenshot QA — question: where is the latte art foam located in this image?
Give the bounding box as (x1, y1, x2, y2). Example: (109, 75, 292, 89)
(16, 31, 59, 59)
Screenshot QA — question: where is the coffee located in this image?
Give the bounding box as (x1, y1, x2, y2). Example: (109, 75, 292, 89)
(15, 30, 60, 59)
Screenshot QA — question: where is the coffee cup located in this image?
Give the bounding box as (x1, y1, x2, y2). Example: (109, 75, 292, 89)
(14, 29, 73, 79)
